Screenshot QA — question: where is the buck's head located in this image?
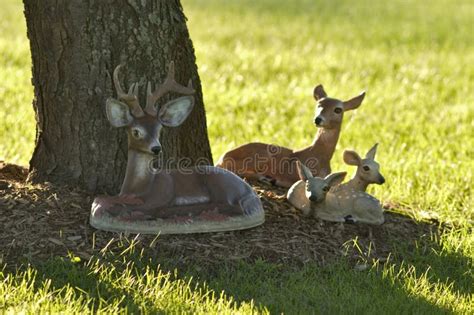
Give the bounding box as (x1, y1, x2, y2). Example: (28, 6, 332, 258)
(313, 85, 365, 129)
(106, 62, 194, 156)
(343, 143, 385, 185)
(296, 161, 346, 203)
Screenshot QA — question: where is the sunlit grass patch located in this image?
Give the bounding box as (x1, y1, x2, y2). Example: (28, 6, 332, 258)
(1, 258, 264, 314)
(0, 0, 473, 313)
(0, 1, 34, 165)
(184, 0, 474, 223)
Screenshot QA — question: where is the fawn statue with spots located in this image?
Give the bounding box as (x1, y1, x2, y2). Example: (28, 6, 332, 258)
(287, 144, 385, 225)
(286, 162, 347, 216)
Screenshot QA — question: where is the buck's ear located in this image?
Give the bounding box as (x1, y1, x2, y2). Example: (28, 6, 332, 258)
(296, 160, 313, 181)
(106, 98, 134, 128)
(158, 96, 195, 127)
(343, 150, 362, 166)
(365, 143, 378, 160)
(324, 171, 346, 187)
(313, 84, 327, 101)
(343, 91, 365, 111)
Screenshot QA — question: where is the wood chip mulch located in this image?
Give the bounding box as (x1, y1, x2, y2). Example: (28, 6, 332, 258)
(0, 161, 440, 270)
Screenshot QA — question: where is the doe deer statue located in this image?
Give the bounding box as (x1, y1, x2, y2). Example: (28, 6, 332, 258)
(216, 85, 365, 187)
(90, 62, 264, 234)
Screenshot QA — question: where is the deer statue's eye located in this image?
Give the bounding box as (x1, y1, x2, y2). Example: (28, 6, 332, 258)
(323, 186, 330, 192)
(363, 165, 370, 171)
(132, 129, 141, 139)
(334, 107, 343, 114)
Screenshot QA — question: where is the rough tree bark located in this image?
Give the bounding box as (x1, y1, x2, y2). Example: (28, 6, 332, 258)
(23, 0, 213, 194)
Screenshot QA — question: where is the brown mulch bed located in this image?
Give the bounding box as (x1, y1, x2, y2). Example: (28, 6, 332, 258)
(0, 161, 439, 269)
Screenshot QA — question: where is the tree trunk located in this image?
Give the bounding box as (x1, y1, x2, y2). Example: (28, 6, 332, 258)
(23, 0, 213, 194)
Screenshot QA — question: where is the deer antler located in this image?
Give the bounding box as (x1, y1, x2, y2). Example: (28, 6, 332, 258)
(145, 61, 195, 116)
(113, 65, 145, 118)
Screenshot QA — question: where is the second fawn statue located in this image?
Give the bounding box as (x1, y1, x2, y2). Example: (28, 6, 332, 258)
(216, 85, 365, 187)
(90, 62, 264, 234)
(326, 143, 385, 225)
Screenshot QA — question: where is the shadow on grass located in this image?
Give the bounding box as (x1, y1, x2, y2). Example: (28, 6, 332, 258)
(170, 232, 473, 314)
(385, 229, 473, 296)
(4, 225, 471, 314)
(184, 250, 472, 314)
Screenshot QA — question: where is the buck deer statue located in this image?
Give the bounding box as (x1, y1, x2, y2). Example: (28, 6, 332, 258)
(287, 145, 385, 225)
(90, 62, 264, 234)
(216, 85, 365, 188)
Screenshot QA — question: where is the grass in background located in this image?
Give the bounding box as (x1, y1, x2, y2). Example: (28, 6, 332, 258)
(185, 0, 474, 224)
(0, 0, 33, 164)
(0, 0, 472, 313)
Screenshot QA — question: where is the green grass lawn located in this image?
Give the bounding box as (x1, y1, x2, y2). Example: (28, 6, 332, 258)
(1, 0, 473, 313)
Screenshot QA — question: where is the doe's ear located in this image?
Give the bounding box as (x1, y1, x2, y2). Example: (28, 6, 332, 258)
(365, 143, 378, 160)
(158, 96, 195, 127)
(296, 160, 313, 181)
(324, 171, 346, 187)
(343, 91, 365, 111)
(343, 150, 362, 166)
(106, 98, 134, 128)
(313, 84, 327, 101)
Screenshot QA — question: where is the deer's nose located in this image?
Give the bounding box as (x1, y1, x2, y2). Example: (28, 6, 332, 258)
(315, 117, 323, 125)
(151, 146, 162, 155)
(378, 175, 385, 184)
(309, 195, 318, 202)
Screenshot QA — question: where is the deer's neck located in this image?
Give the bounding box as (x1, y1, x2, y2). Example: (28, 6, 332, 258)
(120, 150, 156, 196)
(345, 177, 369, 192)
(308, 127, 341, 162)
